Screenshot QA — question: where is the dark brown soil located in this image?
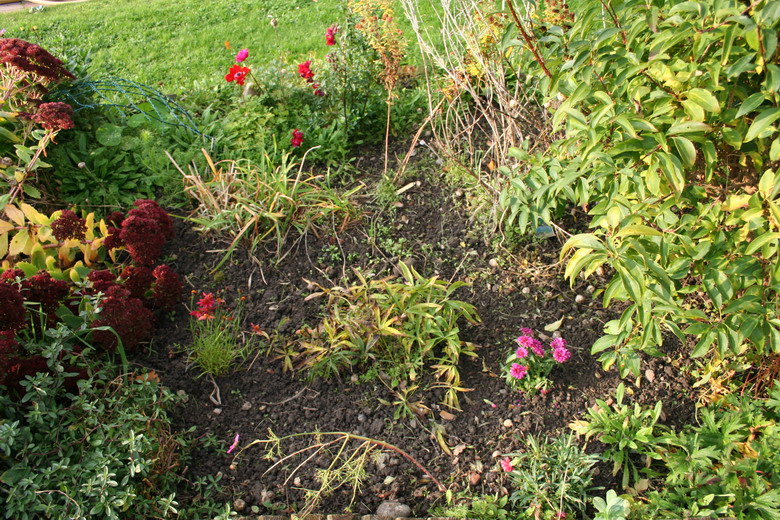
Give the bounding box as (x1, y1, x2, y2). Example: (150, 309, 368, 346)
(132, 145, 696, 516)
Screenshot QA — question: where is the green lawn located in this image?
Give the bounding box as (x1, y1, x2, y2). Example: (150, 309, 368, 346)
(2, 0, 438, 93)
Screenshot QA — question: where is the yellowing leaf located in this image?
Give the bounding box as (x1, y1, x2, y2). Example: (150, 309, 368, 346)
(8, 229, 29, 256)
(0, 233, 7, 258)
(4, 205, 25, 226)
(722, 194, 751, 211)
(0, 219, 14, 233)
(19, 202, 48, 225)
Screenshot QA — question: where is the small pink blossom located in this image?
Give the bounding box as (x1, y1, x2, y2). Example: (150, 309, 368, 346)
(520, 327, 534, 336)
(291, 128, 304, 148)
(500, 457, 514, 472)
(517, 335, 544, 356)
(325, 25, 339, 46)
(515, 345, 529, 359)
(553, 347, 571, 363)
(235, 48, 249, 63)
(227, 433, 240, 454)
(550, 337, 567, 350)
(509, 363, 527, 380)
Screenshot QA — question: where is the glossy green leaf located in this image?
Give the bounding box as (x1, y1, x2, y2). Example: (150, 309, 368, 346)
(671, 136, 696, 168)
(685, 88, 720, 114)
(744, 108, 780, 142)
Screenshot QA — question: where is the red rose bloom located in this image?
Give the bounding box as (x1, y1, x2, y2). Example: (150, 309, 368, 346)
(291, 129, 304, 148)
(225, 64, 250, 86)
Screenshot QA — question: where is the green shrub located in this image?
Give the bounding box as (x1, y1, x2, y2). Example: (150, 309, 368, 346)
(497, 0, 780, 379)
(647, 387, 780, 519)
(296, 261, 481, 410)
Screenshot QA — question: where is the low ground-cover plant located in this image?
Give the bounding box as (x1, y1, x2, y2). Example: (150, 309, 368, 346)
(570, 383, 667, 491)
(503, 328, 572, 395)
(297, 261, 480, 410)
(0, 321, 182, 520)
(501, 433, 598, 519)
(644, 386, 780, 519)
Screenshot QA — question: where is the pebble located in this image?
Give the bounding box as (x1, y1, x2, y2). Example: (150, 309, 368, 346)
(488, 258, 499, 268)
(503, 419, 513, 428)
(575, 294, 585, 303)
(522, 287, 531, 294)
(587, 285, 596, 293)
(469, 472, 482, 485)
(241, 401, 252, 411)
(232, 498, 246, 512)
(376, 500, 411, 518)
(213, 408, 222, 415)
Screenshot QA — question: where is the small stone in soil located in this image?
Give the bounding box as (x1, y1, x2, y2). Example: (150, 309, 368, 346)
(503, 419, 513, 428)
(232, 498, 246, 512)
(575, 294, 585, 303)
(377, 500, 411, 518)
(213, 408, 222, 415)
(241, 401, 252, 411)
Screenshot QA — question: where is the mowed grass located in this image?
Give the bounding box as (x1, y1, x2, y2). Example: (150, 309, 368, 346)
(2, 0, 440, 94)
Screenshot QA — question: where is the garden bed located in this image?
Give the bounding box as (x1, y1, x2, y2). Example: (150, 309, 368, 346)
(132, 145, 696, 516)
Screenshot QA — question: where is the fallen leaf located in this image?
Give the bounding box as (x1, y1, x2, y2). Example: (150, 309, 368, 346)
(544, 318, 564, 332)
(440, 410, 456, 421)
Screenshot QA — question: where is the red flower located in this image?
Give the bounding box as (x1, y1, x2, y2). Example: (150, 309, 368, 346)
(0, 284, 26, 332)
(225, 64, 250, 86)
(118, 265, 154, 299)
(291, 129, 304, 148)
(91, 285, 154, 352)
(51, 209, 86, 241)
(151, 265, 182, 312)
(31, 102, 74, 131)
(311, 83, 325, 96)
(325, 25, 339, 46)
(298, 60, 314, 82)
(119, 201, 173, 266)
(190, 291, 222, 320)
(87, 269, 119, 294)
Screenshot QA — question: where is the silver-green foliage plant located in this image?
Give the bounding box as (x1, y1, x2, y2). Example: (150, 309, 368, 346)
(0, 322, 180, 520)
(503, 433, 598, 519)
(569, 383, 667, 490)
(499, 0, 780, 378)
(593, 490, 631, 520)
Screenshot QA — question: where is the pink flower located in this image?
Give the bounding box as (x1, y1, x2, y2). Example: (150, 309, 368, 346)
(500, 457, 514, 472)
(291, 129, 304, 148)
(227, 433, 240, 454)
(235, 48, 249, 63)
(520, 327, 534, 336)
(550, 337, 567, 350)
(509, 363, 527, 380)
(325, 25, 339, 46)
(515, 345, 528, 359)
(553, 346, 571, 363)
(517, 335, 544, 356)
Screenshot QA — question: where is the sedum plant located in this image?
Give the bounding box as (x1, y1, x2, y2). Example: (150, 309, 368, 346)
(297, 261, 481, 410)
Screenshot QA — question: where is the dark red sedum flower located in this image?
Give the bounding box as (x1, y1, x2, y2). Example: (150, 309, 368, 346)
(51, 209, 86, 241)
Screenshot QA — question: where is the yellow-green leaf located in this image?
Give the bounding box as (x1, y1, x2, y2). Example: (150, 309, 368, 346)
(686, 88, 721, 114)
(745, 108, 780, 142)
(722, 194, 751, 211)
(616, 224, 664, 237)
(20, 202, 48, 226)
(0, 232, 7, 258)
(671, 136, 697, 168)
(745, 232, 780, 255)
(8, 229, 29, 256)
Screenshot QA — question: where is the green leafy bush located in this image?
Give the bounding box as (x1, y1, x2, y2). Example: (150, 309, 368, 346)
(647, 387, 780, 519)
(497, 0, 780, 379)
(297, 261, 481, 410)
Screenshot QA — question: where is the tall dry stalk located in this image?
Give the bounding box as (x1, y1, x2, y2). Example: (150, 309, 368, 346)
(400, 0, 552, 196)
